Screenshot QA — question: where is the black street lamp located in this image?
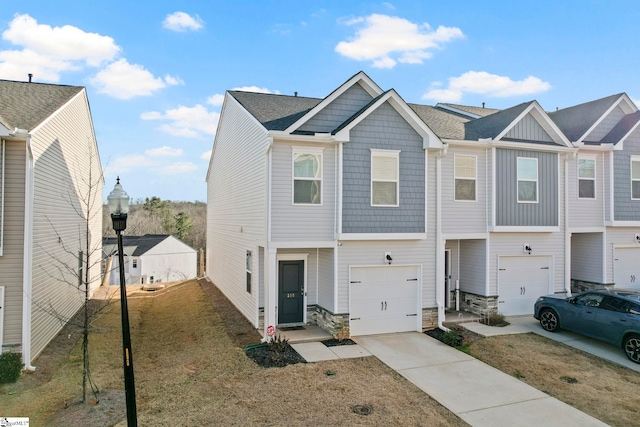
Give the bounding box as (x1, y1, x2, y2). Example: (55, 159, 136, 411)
(107, 177, 137, 426)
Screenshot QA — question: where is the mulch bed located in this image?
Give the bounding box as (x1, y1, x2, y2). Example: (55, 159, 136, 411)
(426, 324, 483, 347)
(322, 338, 356, 347)
(245, 343, 306, 368)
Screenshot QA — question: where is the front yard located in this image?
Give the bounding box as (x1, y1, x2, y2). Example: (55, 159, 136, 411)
(3, 279, 640, 426)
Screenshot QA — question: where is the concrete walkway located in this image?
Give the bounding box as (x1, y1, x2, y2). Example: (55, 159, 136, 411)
(355, 332, 607, 427)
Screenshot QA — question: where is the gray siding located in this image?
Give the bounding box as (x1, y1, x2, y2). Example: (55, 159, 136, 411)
(571, 232, 604, 283)
(270, 142, 336, 241)
(297, 83, 373, 134)
(585, 105, 625, 142)
(0, 140, 26, 347)
(342, 102, 425, 233)
(613, 127, 640, 221)
(505, 113, 553, 142)
(458, 239, 487, 295)
(495, 148, 558, 227)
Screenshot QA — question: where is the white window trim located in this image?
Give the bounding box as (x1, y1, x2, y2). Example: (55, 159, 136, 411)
(246, 250, 253, 294)
(454, 154, 477, 202)
(577, 156, 596, 200)
(371, 149, 400, 207)
(517, 157, 538, 204)
(631, 156, 640, 200)
(292, 146, 324, 206)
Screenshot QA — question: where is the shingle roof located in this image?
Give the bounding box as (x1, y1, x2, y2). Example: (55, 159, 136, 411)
(600, 111, 640, 144)
(464, 102, 533, 141)
(549, 94, 623, 141)
(437, 103, 501, 118)
(103, 234, 171, 257)
(229, 91, 321, 131)
(409, 103, 469, 140)
(0, 79, 84, 131)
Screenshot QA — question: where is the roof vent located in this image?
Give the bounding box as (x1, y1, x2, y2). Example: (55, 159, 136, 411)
(294, 91, 298, 97)
(482, 102, 485, 108)
(28, 73, 33, 83)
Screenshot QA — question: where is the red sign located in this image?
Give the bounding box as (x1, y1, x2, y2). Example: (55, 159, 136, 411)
(266, 325, 275, 337)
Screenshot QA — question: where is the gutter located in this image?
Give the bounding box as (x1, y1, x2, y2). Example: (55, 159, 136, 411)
(13, 128, 36, 370)
(436, 144, 449, 331)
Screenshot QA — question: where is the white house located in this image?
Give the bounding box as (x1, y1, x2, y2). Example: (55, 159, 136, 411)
(0, 79, 103, 368)
(103, 234, 197, 285)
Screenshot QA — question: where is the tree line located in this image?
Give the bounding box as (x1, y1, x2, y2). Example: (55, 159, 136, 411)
(103, 197, 206, 251)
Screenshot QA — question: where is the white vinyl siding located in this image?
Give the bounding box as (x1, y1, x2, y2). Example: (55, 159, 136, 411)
(29, 90, 103, 361)
(517, 157, 538, 203)
(292, 147, 323, 205)
(371, 149, 399, 207)
(0, 139, 3, 256)
(631, 157, 640, 200)
(571, 232, 604, 284)
(206, 95, 268, 327)
(454, 154, 476, 201)
(578, 157, 596, 199)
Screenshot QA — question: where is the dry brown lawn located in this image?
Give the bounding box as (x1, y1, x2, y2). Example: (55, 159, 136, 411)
(1, 280, 466, 426)
(468, 333, 640, 426)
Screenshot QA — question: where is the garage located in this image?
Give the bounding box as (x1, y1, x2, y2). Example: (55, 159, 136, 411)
(614, 247, 640, 288)
(497, 255, 552, 316)
(349, 265, 420, 336)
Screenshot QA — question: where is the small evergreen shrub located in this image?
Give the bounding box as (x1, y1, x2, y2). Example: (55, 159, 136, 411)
(0, 352, 23, 384)
(482, 310, 509, 327)
(442, 330, 461, 347)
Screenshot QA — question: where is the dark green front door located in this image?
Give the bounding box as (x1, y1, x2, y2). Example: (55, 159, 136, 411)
(278, 260, 304, 324)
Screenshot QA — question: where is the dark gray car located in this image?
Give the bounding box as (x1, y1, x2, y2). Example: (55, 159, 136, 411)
(533, 289, 640, 363)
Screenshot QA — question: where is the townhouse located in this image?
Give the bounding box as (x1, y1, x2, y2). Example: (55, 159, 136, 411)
(206, 71, 640, 338)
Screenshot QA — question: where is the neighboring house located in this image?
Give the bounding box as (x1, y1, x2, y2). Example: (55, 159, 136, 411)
(103, 234, 197, 285)
(0, 79, 103, 368)
(206, 71, 640, 338)
(549, 94, 640, 292)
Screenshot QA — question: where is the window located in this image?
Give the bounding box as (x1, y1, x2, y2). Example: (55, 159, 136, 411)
(517, 157, 538, 203)
(632, 157, 640, 200)
(293, 148, 322, 205)
(132, 259, 138, 268)
(454, 155, 476, 201)
(578, 158, 595, 199)
(246, 250, 252, 294)
(371, 149, 399, 206)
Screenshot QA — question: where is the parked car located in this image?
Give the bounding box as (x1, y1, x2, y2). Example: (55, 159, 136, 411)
(533, 289, 640, 363)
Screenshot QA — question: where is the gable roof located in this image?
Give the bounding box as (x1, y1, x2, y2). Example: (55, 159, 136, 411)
(0, 79, 84, 131)
(103, 234, 173, 257)
(436, 103, 500, 118)
(549, 93, 634, 143)
(464, 102, 533, 141)
(600, 110, 640, 145)
(229, 91, 321, 131)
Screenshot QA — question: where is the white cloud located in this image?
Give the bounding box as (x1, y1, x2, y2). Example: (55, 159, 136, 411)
(90, 59, 169, 99)
(232, 86, 280, 94)
(163, 12, 204, 32)
(335, 14, 463, 69)
(164, 75, 184, 86)
(141, 104, 219, 138)
(0, 14, 119, 82)
(104, 154, 158, 177)
(201, 150, 212, 160)
(160, 162, 198, 175)
(145, 146, 183, 157)
(207, 94, 225, 106)
(422, 71, 551, 103)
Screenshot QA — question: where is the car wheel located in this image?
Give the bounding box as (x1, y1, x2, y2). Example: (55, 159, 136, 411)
(623, 335, 640, 364)
(539, 309, 559, 332)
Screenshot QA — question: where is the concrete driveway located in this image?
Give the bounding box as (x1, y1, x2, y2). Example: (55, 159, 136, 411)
(461, 316, 640, 373)
(355, 332, 607, 427)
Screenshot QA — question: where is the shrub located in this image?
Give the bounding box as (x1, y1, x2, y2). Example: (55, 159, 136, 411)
(483, 310, 509, 327)
(267, 335, 289, 353)
(442, 330, 461, 347)
(0, 352, 23, 384)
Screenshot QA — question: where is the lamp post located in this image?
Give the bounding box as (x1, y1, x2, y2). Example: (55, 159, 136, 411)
(107, 177, 137, 426)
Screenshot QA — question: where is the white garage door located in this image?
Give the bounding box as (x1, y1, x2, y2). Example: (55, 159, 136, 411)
(498, 256, 551, 316)
(349, 265, 420, 336)
(614, 248, 640, 288)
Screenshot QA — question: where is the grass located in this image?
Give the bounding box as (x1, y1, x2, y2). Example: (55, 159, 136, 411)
(468, 333, 640, 426)
(0, 280, 467, 426)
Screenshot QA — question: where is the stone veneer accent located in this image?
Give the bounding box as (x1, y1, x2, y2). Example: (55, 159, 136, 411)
(459, 292, 498, 316)
(571, 279, 614, 293)
(421, 308, 438, 330)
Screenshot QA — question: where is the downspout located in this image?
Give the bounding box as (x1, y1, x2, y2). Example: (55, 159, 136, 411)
(564, 151, 577, 297)
(436, 143, 449, 331)
(20, 131, 36, 370)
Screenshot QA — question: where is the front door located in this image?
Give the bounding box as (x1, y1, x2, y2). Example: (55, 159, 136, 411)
(278, 260, 304, 324)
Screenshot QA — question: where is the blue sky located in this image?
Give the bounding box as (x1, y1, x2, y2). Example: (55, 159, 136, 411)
(2, 1, 640, 202)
